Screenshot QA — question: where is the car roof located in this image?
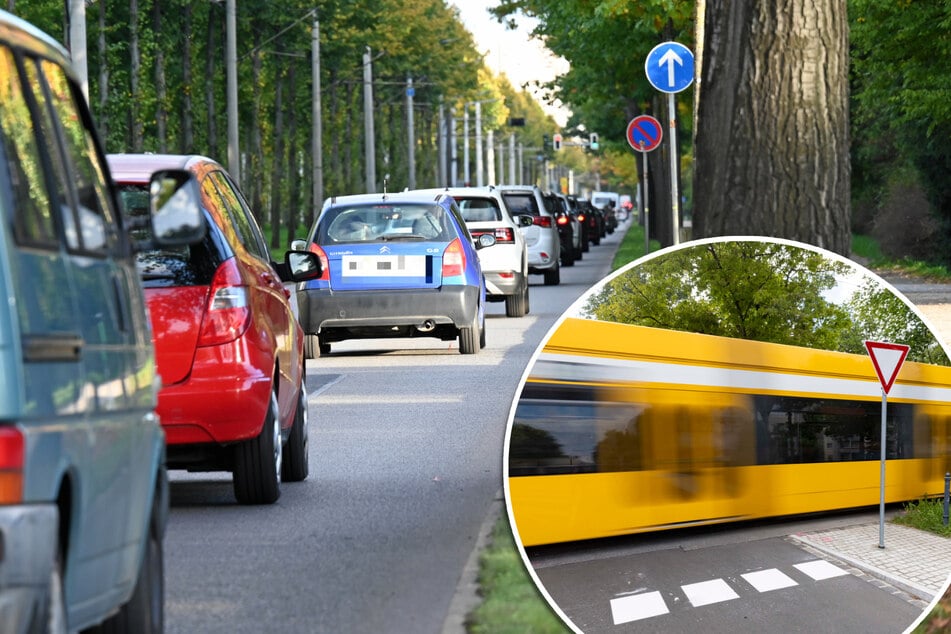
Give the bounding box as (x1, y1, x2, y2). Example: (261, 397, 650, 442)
(321, 191, 452, 209)
(411, 186, 505, 200)
(0, 10, 71, 64)
(107, 153, 220, 182)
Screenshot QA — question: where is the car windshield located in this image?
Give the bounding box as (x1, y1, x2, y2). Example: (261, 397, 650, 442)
(317, 203, 454, 243)
(455, 198, 501, 222)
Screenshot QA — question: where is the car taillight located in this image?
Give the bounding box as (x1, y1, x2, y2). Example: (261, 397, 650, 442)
(556, 215, 569, 226)
(442, 238, 466, 278)
(0, 427, 23, 503)
(494, 227, 514, 243)
(577, 213, 586, 222)
(197, 258, 251, 347)
(307, 243, 330, 281)
(533, 216, 552, 228)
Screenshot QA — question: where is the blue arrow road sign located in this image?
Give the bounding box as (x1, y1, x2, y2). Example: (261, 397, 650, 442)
(645, 41, 694, 94)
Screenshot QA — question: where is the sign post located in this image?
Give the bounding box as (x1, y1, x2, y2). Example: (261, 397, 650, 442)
(645, 42, 694, 246)
(864, 340, 910, 549)
(627, 115, 662, 254)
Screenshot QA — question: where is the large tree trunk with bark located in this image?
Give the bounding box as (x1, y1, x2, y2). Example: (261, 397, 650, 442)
(693, 0, 851, 255)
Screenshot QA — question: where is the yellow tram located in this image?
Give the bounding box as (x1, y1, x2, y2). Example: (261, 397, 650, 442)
(506, 318, 951, 546)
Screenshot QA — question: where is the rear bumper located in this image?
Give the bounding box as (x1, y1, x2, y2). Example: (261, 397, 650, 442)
(298, 285, 479, 333)
(156, 340, 272, 447)
(0, 505, 57, 634)
(484, 271, 526, 297)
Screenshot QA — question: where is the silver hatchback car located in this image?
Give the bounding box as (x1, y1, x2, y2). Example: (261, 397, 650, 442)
(496, 184, 561, 286)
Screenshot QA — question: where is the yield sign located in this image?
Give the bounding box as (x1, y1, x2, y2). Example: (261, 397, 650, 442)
(864, 340, 910, 395)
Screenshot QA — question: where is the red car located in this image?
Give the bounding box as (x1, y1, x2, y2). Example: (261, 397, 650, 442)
(108, 154, 322, 504)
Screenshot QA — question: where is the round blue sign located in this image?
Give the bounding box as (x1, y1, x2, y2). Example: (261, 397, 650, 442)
(627, 115, 663, 153)
(645, 41, 694, 94)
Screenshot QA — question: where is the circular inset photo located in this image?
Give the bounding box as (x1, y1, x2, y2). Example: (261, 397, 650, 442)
(504, 237, 951, 633)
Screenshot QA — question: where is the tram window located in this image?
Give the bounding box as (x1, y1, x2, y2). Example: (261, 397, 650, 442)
(510, 398, 642, 475)
(753, 395, 914, 464)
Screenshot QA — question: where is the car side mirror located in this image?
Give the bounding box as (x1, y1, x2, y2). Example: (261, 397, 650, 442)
(285, 250, 322, 281)
(148, 169, 206, 247)
(516, 214, 534, 228)
(290, 239, 308, 251)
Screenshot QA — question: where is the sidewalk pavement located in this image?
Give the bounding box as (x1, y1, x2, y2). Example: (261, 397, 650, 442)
(789, 519, 951, 610)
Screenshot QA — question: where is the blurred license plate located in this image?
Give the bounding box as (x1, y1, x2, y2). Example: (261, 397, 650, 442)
(341, 255, 426, 277)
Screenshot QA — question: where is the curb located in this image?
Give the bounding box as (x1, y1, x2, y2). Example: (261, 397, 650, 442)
(441, 492, 505, 634)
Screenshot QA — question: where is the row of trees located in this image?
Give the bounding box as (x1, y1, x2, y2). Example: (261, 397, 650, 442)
(11, 0, 569, 247)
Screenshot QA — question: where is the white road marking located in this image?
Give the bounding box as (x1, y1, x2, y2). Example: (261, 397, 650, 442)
(681, 578, 740, 607)
(795, 559, 849, 581)
(742, 568, 798, 593)
(610, 591, 669, 625)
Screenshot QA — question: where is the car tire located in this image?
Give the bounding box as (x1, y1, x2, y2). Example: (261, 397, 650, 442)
(505, 284, 528, 317)
(543, 263, 560, 286)
(97, 488, 164, 634)
(282, 381, 309, 482)
(304, 334, 319, 359)
(459, 308, 480, 355)
(233, 390, 282, 504)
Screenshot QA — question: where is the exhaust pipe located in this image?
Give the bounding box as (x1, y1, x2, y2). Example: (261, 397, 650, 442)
(417, 320, 436, 333)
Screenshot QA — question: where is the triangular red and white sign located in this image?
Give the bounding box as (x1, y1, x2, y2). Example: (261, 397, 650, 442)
(864, 340, 910, 395)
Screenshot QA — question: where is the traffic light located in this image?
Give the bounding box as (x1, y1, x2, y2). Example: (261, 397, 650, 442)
(589, 132, 599, 150)
(553, 133, 563, 151)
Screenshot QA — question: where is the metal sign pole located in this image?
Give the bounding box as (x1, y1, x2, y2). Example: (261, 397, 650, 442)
(667, 92, 680, 245)
(641, 143, 650, 254)
(879, 389, 887, 548)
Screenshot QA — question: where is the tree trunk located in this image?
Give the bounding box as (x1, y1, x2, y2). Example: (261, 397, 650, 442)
(153, 0, 167, 152)
(181, 3, 194, 153)
(250, 42, 264, 221)
(269, 71, 284, 249)
(130, 0, 142, 151)
(97, 0, 108, 143)
(693, 0, 851, 255)
(205, 11, 218, 159)
(285, 63, 301, 241)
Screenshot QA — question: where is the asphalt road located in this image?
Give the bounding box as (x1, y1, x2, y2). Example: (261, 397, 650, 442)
(161, 224, 628, 633)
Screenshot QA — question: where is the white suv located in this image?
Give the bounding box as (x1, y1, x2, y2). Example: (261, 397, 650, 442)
(497, 184, 562, 286)
(413, 187, 532, 317)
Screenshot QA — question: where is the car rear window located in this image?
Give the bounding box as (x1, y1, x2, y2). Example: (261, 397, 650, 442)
(454, 198, 502, 222)
(117, 184, 228, 287)
(317, 203, 455, 243)
(500, 192, 539, 216)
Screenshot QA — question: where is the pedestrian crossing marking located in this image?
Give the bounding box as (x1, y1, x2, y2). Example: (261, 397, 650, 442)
(609, 591, 669, 624)
(609, 559, 848, 625)
(682, 578, 740, 607)
(742, 568, 798, 593)
(794, 559, 850, 581)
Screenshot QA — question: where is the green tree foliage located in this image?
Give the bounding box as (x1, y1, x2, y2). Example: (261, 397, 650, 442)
(583, 240, 948, 364)
(849, 0, 951, 259)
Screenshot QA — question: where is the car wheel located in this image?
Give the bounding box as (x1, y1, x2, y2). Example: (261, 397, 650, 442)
(479, 309, 486, 349)
(97, 489, 164, 633)
(505, 285, 528, 317)
(523, 284, 531, 315)
(458, 308, 480, 355)
(543, 263, 560, 286)
(282, 381, 309, 482)
(304, 334, 319, 359)
(233, 390, 282, 504)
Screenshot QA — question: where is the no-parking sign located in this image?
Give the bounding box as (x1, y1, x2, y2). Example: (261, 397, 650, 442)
(626, 115, 663, 152)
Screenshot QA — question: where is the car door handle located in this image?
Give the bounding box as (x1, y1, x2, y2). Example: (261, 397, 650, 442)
(23, 333, 84, 362)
